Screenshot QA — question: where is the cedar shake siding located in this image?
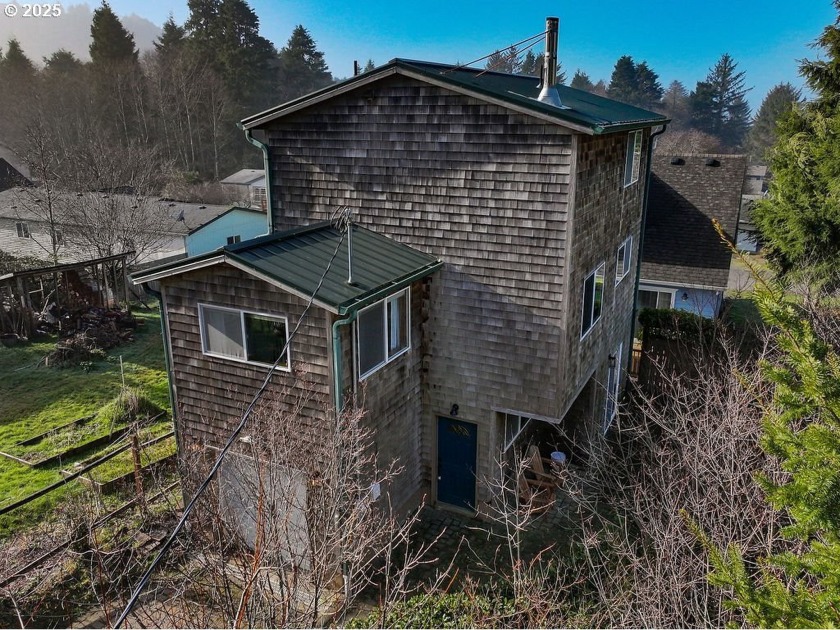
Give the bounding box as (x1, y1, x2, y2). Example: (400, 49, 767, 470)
(256, 75, 648, 497)
(340, 280, 428, 510)
(562, 132, 648, 421)
(161, 265, 332, 452)
(161, 262, 431, 512)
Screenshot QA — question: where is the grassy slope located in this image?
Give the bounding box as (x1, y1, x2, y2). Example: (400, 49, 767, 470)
(0, 307, 170, 536)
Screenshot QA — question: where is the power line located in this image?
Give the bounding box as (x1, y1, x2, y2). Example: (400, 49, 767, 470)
(442, 29, 548, 75)
(114, 216, 349, 628)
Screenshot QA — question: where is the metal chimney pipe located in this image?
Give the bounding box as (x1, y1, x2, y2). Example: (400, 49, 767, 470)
(537, 17, 563, 107)
(543, 17, 559, 87)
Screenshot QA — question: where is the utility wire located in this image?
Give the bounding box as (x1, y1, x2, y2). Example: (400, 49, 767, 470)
(115, 215, 350, 628)
(442, 29, 548, 75)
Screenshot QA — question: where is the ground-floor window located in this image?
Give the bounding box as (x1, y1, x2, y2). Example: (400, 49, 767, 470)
(639, 287, 674, 310)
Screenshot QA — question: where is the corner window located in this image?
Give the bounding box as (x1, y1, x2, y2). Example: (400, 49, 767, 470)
(581, 262, 605, 338)
(16, 222, 30, 239)
(199, 304, 289, 370)
(357, 288, 410, 379)
(624, 130, 642, 187)
(615, 236, 632, 284)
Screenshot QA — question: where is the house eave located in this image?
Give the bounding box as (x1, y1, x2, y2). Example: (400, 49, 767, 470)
(639, 277, 726, 292)
(240, 61, 667, 136)
(131, 254, 225, 285)
(336, 259, 444, 315)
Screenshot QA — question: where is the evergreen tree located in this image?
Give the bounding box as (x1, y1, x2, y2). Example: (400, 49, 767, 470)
(1, 38, 36, 80)
(752, 3, 840, 281)
(689, 53, 751, 149)
(634, 61, 663, 110)
(216, 0, 276, 108)
(706, 281, 840, 626)
(0, 38, 38, 118)
(363, 59, 375, 73)
(154, 15, 187, 59)
(607, 56, 662, 108)
(276, 25, 332, 102)
(43, 50, 84, 76)
(184, 0, 276, 110)
(745, 83, 802, 163)
(485, 46, 521, 74)
(89, 1, 138, 67)
(520, 50, 538, 77)
(661, 80, 690, 129)
(607, 55, 638, 104)
(592, 79, 608, 97)
(570, 69, 594, 92)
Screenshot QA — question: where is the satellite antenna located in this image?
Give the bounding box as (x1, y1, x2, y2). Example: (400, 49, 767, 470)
(344, 207, 355, 285)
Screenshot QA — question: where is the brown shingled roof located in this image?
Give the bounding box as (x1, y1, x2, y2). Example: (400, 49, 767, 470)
(641, 153, 747, 289)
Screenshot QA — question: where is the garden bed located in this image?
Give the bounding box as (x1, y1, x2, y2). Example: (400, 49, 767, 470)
(63, 431, 176, 495)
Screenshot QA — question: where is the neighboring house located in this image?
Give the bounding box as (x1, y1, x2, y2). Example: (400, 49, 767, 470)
(639, 154, 747, 318)
(0, 143, 30, 183)
(736, 164, 769, 253)
(0, 159, 30, 192)
(0, 187, 230, 264)
(185, 205, 268, 256)
(220, 169, 267, 210)
(134, 45, 668, 517)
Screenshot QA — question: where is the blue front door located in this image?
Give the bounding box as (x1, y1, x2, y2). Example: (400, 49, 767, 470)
(437, 417, 477, 510)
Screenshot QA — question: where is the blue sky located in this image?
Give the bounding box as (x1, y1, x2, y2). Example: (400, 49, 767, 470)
(108, 0, 837, 111)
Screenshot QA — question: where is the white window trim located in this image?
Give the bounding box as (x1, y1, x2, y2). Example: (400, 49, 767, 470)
(16, 221, 30, 239)
(638, 284, 676, 309)
(501, 413, 533, 453)
(603, 342, 623, 433)
(356, 288, 411, 381)
(198, 303, 291, 371)
(615, 235, 632, 285)
(624, 130, 642, 188)
(580, 261, 606, 340)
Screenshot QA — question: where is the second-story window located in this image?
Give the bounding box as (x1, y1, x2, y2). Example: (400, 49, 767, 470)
(581, 262, 605, 338)
(615, 236, 632, 284)
(357, 288, 410, 379)
(624, 130, 642, 187)
(16, 222, 30, 239)
(199, 304, 290, 370)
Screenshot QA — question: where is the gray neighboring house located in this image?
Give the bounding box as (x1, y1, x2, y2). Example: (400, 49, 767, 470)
(135, 48, 669, 518)
(0, 187, 230, 264)
(220, 169, 267, 210)
(639, 154, 747, 318)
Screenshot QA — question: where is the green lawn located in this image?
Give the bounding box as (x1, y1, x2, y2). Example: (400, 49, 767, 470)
(0, 306, 171, 537)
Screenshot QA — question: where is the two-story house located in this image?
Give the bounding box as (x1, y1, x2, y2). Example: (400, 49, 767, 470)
(133, 26, 667, 516)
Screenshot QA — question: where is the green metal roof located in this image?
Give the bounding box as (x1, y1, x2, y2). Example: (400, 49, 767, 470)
(132, 222, 442, 315)
(241, 58, 668, 135)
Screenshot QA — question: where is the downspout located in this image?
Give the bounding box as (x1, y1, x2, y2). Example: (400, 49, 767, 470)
(330, 309, 358, 611)
(141, 283, 181, 458)
(240, 125, 274, 234)
(629, 124, 668, 367)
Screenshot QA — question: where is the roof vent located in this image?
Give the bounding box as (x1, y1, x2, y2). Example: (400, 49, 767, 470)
(705, 158, 720, 167)
(537, 17, 563, 108)
(670, 157, 685, 165)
